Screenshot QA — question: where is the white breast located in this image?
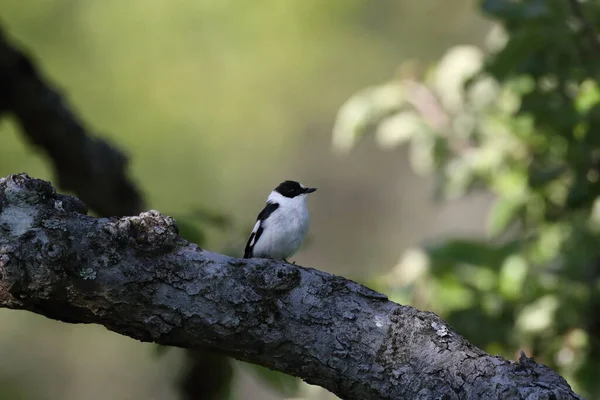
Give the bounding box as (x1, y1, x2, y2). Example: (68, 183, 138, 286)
(253, 193, 310, 260)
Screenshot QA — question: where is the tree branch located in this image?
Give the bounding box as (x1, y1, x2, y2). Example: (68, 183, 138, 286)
(0, 174, 582, 400)
(0, 27, 144, 217)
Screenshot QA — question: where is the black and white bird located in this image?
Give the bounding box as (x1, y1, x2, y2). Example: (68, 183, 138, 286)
(244, 180, 317, 261)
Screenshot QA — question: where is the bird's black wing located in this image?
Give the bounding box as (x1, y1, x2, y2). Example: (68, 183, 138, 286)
(244, 202, 279, 258)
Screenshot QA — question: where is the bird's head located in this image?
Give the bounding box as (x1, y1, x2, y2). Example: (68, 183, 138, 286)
(268, 180, 317, 205)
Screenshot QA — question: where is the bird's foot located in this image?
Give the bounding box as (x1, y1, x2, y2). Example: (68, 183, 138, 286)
(283, 258, 296, 265)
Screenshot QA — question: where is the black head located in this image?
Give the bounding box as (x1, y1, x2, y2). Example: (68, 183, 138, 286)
(274, 180, 317, 198)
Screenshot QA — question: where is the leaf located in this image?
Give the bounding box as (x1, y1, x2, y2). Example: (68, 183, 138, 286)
(244, 364, 300, 396)
(375, 110, 420, 150)
(484, 31, 547, 81)
(528, 165, 567, 188)
(565, 175, 600, 211)
(434, 45, 485, 112)
(498, 255, 529, 301)
(516, 295, 559, 333)
(432, 274, 476, 312)
(332, 83, 406, 153)
(576, 80, 600, 114)
(487, 197, 524, 237)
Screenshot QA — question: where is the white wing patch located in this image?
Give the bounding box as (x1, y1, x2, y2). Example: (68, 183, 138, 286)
(249, 220, 261, 246)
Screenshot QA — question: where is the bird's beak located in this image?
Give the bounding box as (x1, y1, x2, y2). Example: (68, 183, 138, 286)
(305, 187, 317, 193)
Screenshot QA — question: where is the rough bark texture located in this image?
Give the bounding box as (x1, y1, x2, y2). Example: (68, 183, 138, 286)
(0, 27, 144, 217)
(0, 174, 583, 400)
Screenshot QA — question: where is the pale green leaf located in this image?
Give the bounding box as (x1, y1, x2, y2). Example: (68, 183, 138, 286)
(487, 197, 523, 237)
(498, 255, 528, 300)
(516, 295, 559, 333)
(375, 111, 420, 150)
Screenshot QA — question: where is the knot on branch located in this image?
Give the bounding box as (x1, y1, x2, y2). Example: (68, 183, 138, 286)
(104, 210, 180, 251)
(515, 350, 574, 392)
(518, 350, 536, 368)
(0, 173, 55, 206)
(53, 194, 88, 215)
(250, 263, 301, 293)
(0, 174, 88, 220)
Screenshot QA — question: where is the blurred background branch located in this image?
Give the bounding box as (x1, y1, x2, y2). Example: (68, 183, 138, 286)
(0, 26, 144, 217)
(0, 23, 233, 400)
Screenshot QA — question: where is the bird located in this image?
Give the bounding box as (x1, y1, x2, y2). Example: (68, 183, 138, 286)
(244, 180, 317, 262)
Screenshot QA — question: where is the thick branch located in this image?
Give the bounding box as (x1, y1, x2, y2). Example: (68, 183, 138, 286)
(0, 27, 144, 217)
(0, 174, 582, 400)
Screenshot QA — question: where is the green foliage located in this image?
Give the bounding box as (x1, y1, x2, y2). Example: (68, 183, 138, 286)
(334, 0, 600, 397)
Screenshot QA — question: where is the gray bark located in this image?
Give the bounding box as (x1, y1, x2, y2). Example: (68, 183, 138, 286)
(0, 174, 582, 400)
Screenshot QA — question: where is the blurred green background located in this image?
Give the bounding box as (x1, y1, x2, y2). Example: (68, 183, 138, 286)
(1, 0, 598, 399)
